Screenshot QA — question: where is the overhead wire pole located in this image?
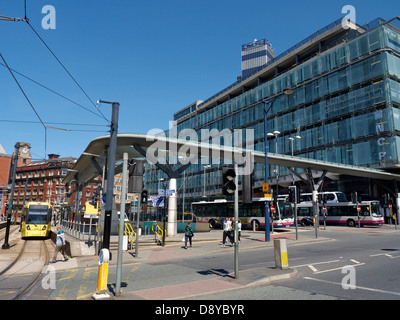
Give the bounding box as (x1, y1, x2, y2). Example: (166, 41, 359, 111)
(98, 100, 120, 252)
(2, 143, 20, 250)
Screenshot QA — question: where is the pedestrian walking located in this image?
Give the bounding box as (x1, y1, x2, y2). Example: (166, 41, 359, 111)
(237, 219, 242, 244)
(221, 217, 231, 247)
(51, 226, 69, 262)
(184, 222, 194, 249)
(230, 217, 236, 245)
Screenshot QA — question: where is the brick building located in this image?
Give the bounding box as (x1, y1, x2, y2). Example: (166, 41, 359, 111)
(10, 143, 100, 222)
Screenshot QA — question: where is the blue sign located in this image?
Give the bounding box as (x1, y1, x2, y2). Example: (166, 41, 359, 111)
(150, 196, 165, 207)
(158, 189, 175, 197)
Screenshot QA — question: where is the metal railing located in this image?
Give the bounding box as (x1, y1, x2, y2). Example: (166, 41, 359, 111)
(60, 218, 99, 243)
(152, 223, 166, 243)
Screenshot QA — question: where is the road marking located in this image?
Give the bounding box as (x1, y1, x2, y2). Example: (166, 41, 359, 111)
(308, 265, 318, 272)
(313, 263, 365, 274)
(304, 276, 400, 297)
(370, 253, 400, 259)
(350, 259, 360, 264)
(58, 269, 78, 281)
(55, 285, 69, 300)
(293, 259, 341, 268)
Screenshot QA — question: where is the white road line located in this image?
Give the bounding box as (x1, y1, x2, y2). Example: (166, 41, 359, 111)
(350, 259, 360, 264)
(308, 265, 318, 272)
(313, 263, 365, 274)
(304, 276, 400, 297)
(292, 259, 341, 268)
(370, 253, 400, 259)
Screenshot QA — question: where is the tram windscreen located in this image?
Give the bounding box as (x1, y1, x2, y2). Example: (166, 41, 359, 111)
(27, 205, 50, 224)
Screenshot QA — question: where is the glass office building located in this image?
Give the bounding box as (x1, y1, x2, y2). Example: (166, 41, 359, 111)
(145, 17, 400, 207)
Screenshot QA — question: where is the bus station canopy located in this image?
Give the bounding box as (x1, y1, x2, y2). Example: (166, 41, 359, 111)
(63, 133, 400, 186)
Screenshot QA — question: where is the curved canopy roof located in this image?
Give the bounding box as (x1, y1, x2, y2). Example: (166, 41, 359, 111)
(63, 133, 400, 186)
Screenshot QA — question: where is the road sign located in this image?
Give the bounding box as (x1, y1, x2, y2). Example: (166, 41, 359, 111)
(357, 206, 361, 212)
(158, 189, 175, 197)
(262, 183, 269, 192)
(270, 205, 276, 213)
(389, 204, 392, 209)
(322, 206, 327, 213)
(150, 196, 164, 207)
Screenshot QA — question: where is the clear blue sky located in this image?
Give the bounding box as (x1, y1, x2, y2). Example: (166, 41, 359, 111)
(1, 0, 399, 160)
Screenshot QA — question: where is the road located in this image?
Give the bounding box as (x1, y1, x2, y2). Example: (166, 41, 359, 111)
(8, 225, 400, 302)
(183, 227, 400, 300)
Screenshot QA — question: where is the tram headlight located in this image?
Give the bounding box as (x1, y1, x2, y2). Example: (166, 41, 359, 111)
(42, 226, 47, 230)
(27, 225, 30, 230)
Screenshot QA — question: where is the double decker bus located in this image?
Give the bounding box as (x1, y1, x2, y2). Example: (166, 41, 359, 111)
(296, 200, 384, 227)
(191, 198, 294, 230)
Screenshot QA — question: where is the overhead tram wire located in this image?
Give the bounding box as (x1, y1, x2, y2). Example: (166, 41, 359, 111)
(24, 20, 110, 125)
(0, 3, 110, 125)
(0, 119, 108, 132)
(0, 52, 49, 156)
(0, 61, 109, 121)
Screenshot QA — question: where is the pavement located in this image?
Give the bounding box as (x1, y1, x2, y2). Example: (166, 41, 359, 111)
(45, 226, 333, 300)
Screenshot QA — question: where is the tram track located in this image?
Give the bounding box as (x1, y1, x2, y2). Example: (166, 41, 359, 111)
(0, 237, 50, 300)
(12, 240, 50, 300)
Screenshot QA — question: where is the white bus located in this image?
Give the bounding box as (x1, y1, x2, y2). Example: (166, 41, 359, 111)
(296, 201, 384, 227)
(191, 198, 294, 230)
(278, 191, 348, 204)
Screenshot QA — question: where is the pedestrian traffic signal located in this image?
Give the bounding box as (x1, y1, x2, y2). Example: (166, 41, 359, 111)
(141, 190, 148, 203)
(222, 167, 236, 196)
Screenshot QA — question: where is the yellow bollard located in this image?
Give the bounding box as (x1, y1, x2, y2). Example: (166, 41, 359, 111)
(92, 248, 110, 300)
(274, 239, 289, 269)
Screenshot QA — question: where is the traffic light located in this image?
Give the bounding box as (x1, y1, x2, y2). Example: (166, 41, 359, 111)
(128, 159, 145, 193)
(141, 190, 148, 203)
(222, 167, 236, 196)
(351, 192, 358, 204)
(242, 172, 253, 204)
(288, 186, 296, 203)
(288, 186, 300, 203)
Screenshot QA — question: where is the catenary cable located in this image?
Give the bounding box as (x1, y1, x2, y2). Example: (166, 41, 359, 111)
(25, 20, 110, 124)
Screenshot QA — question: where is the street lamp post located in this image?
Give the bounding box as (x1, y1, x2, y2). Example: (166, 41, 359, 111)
(263, 89, 293, 242)
(288, 135, 301, 156)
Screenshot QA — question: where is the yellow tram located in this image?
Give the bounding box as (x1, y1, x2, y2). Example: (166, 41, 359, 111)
(21, 202, 52, 238)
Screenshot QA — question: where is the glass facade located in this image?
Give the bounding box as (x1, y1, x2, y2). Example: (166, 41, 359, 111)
(145, 18, 400, 203)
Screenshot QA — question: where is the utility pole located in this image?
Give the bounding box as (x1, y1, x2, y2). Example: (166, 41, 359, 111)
(2, 142, 20, 250)
(98, 100, 119, 251)
(116, 153, 128, 296)
(234, 163, 239, 279)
